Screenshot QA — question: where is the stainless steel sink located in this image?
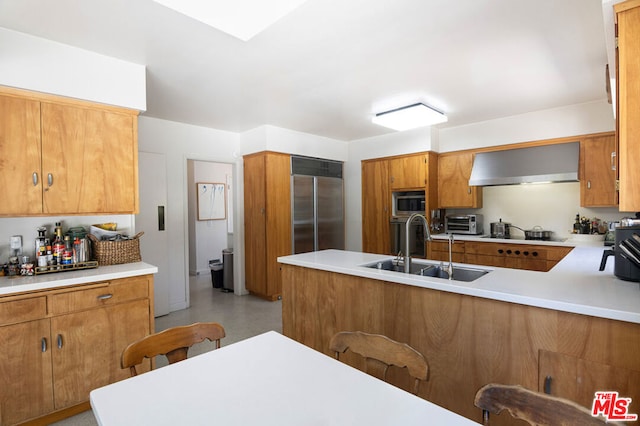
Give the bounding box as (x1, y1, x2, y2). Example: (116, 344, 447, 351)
(363, 259, 490, 282)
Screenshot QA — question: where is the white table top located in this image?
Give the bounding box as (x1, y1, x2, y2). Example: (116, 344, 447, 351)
(277, 247, 640, 324)
(90, 331, 479, 426)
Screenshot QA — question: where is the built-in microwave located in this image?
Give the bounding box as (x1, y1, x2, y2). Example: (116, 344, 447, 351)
(392, 191, 425, 216)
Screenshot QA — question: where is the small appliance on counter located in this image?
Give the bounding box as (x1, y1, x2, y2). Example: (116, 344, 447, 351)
(599, 225, 640, 282)
(445, 214, 483, 235)
(490, 219, 511, 239)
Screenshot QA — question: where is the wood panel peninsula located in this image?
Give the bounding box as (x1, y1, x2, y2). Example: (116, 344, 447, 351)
(279, 243, 640, 425)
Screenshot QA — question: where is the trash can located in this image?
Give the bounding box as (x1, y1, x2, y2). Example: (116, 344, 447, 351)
(222, 248, 234, 292)
(209, 259, 223, 289)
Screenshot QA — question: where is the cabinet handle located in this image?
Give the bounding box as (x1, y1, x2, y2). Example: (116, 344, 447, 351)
(523, 251, 529, 256)
(57, 334, 63, 349)
(97, 293, 113, 301)
(497, 249, 504, 254)
(506, 249, 512, 254)
(260, 208, 265, 215)
(33, 172, 39, 186)
(467, 188, 471, 194)
(611, 151, 616, 171)
(544, 375, 552, 394)
(47, 173, 53, 187)
(532, 251, 539, 257)
(587, 181, 591, 189)
(41, 337, 47, 353)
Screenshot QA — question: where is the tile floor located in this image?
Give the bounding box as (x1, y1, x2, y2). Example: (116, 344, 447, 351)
(51, 273, 282, 425)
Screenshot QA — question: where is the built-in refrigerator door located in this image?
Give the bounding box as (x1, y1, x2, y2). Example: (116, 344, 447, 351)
(317, 176, 345, 250)
(292, 175, 315, 254)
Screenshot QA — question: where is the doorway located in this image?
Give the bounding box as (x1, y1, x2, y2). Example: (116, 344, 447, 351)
(186, 159, 235, 288)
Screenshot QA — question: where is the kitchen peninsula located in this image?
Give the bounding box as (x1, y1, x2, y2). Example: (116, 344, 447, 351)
(278, 245, 640, 424)
(0, 262, 157, 425)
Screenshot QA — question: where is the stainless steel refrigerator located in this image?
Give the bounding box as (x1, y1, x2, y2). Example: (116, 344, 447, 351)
(291, 156, 345, 254)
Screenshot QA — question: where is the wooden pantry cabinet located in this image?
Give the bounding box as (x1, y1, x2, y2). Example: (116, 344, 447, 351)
(437, 151, 482, 208)
(362, 159, 391, 255)
(0, 275, 154, 425)
(616, 0, 640, 212)
(0, 87, 139, 216)
(243, 152, 292, 300)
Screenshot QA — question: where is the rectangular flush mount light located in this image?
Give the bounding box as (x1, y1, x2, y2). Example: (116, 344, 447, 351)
(372, 103, 447, 131)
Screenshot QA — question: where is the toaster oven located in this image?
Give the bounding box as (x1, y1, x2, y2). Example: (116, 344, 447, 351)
(445, 214, 484, 235)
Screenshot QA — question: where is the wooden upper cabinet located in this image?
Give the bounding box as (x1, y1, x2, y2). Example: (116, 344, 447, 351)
(41, 103, 138, 214)
(0, 94, 43, 215)
(0, 87, 139, 216)
(580, 134, 617, 207)
(437, 152, 482, 209)
(389, 154, 426, 190)
(616, 1, 640, 211)
(362, 159, 390, 254)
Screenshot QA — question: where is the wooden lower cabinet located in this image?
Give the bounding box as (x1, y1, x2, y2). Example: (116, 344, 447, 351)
(0, 275, 153, 425)
(0, 319, 54, 425)
(427, 239, 465, 263)
(429, 240, 572, 272)
(281, 265, 640, 425)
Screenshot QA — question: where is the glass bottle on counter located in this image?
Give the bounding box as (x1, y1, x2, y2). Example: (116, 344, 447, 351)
(52, 222, 65, 266)
(61, 235, 73, 265)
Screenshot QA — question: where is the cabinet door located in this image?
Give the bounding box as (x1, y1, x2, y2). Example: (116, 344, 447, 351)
(362, 159, 390, 254)
(0, 319, 54, 425)
(0, 95, 43, 215)
(265, 153, 291, 298)
(389, 155, 425, 190)
(581, 135, 617, 207)
(438, 152, 482, 208)
(617, 3, 640, 211)
(539, 350, 640, 413)
(41, 103, 138, 214)
(244, 154, 267, 296)
(50, 299, 150, 409)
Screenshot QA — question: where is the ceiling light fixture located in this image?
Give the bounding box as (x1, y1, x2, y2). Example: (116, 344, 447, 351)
(372, 103, 448, 131)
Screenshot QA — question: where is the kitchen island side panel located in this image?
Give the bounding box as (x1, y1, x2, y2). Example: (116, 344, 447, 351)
(281, 264, 640, 425)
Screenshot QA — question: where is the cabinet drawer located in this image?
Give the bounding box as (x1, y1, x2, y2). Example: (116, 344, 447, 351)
(48, 277, 149, 315)
(0, 296, 47, 326)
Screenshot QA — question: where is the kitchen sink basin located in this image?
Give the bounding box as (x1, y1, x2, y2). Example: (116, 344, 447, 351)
(363, 259, 490, 282)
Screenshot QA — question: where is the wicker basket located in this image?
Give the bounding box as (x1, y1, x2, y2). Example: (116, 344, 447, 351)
(88, 232, 144, 266)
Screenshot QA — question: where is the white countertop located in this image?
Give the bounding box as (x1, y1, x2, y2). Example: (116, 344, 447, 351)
(0, 262, 158, 296)
(91, 331, 479, 426)
(278, 243, 640, 325)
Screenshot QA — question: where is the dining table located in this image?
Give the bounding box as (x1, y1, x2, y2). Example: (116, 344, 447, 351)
(90, 330, 480, 425)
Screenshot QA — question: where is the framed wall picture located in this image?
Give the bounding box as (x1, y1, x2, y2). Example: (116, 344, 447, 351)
(197, 182, 226, 220)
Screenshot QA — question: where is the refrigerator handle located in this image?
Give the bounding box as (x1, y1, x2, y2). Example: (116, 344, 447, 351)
(313, 177, 319, 251)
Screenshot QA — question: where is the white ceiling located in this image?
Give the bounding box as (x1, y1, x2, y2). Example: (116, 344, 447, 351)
(0, 0, 610, 141)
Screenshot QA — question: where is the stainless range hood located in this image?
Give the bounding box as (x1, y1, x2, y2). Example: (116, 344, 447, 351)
(468, 142, 579, 186)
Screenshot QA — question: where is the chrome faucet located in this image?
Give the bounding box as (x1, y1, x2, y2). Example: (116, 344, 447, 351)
(446, 233, 454, 279)
(404, 213, 432, 273)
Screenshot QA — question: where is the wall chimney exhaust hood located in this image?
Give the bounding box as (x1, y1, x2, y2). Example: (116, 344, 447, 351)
(468, 142, 580, 186)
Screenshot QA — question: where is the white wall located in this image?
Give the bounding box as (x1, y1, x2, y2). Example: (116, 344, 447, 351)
(438, 100, 614, 152)
(138, 116, 241, 311)
(188, 160, 233, 276)
(0, 28, 145, 110)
